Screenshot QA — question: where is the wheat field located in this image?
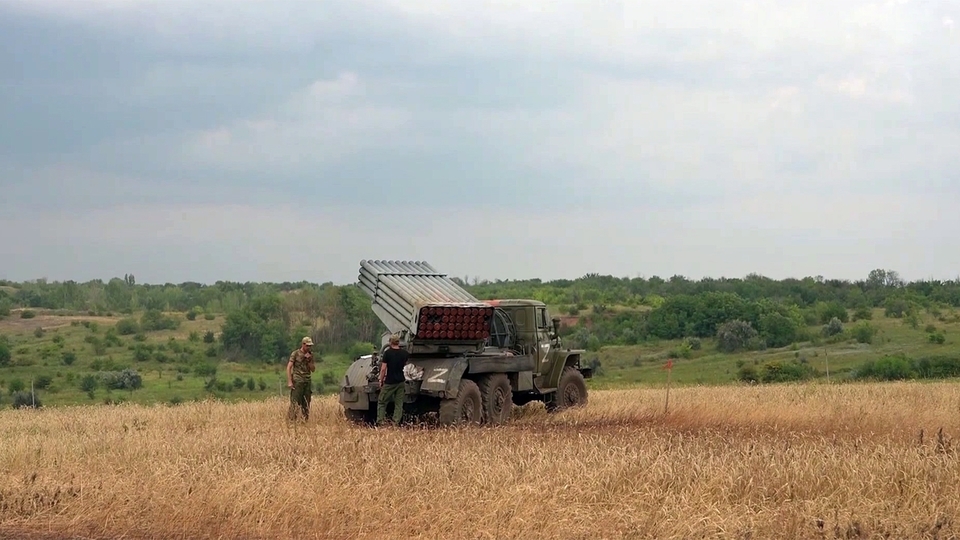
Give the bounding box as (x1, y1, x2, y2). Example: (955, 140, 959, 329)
(1, 382, 959, 540)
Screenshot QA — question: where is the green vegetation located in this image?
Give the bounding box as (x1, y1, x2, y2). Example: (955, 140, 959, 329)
(1, 268, 959, 407)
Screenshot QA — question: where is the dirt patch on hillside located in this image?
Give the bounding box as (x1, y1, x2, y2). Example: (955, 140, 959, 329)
(0, 313, 121, 334)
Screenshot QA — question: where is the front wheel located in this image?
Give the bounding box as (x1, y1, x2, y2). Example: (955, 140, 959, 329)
(438, 379, 482, 426)
(478, 373, 513, 425)
(546, 366, 588, 412)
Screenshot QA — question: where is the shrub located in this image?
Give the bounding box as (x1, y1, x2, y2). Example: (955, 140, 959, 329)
(194, 363, 217, 377)
(33, 327, 44, 338)
(928, 332, 946, 344)
(852, 354, 915, 381)
(0, 340, 10, 367)
(98, 369, 143, 390)
(203, 331, 215, 344)
(817, 302, 848, 324)
(20, 310, 36, 319)
(204, 313, 215, 321)
(61, 351, 77, 365)
(115, 318, 140, 335)
(140, 309, 180, 332)
(34, 375, 53, 389)
(347, 342, 376, 359)
(851, 322, 876, 344)
(852, 306, 873, 321)
(924, 324, 937, 333)
(11, 390, 41, 408)
(79, 375, 98, 392)
(915, 355, 960, 378)
(246, 377, 256, 391)
(683, 337, 702, 350)
(716, 320, 759, 353)
(821, 317, 844, 337)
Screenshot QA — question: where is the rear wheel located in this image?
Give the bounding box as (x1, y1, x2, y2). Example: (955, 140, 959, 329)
(478, 373, 513, 425)
(546, 366, 588, 412)
(438, 379, 482, 426)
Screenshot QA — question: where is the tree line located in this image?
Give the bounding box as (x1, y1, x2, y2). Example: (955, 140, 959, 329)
(2, 268, 959, 361)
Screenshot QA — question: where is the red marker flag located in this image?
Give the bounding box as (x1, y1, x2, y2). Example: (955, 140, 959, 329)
(663, 359, 673, 370)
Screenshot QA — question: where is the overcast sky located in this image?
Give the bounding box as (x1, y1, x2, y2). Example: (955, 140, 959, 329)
(1, 0, 958, 286)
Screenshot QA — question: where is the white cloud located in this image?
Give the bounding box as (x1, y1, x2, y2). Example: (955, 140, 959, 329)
(4, 0, 960, 283)
(170, 72, 414, 173)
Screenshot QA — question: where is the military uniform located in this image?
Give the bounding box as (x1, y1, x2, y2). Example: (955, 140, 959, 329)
(377, 338, 409, 425)
(287, 337, 315, 422)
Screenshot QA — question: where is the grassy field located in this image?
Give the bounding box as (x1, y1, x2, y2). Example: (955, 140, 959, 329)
(1, 382, 958, 539)
(1, 306, 958, 408)
(0, 309, 353, 407)
(587, 307, 960, 389)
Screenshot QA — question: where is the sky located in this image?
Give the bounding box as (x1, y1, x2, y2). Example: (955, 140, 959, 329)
(1, 0, 958, 286)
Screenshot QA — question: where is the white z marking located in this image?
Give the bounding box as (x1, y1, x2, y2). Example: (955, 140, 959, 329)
(426, 368, 449, 384)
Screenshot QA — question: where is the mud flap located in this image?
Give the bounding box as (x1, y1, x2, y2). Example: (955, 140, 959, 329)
(415, 357, 468, 398)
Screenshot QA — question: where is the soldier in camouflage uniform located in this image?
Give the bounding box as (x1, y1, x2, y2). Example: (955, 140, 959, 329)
(287, 336, 317, 422)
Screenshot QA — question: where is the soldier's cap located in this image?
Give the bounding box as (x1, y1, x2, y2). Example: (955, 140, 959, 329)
(302, 336, 314, 346)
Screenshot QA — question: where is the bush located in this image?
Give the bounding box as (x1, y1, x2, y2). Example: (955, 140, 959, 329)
(79, 375, 98, 392)
(851, 322, 876, 344)
(821, 317, 844, 337)
(140, 309, 180, 332)
(736, 359, 816, 383)
(115, 318, 140, 335)
(203, 331, 215, 344)
(852, 354, 915, 381)
(0, 340, 10, 367)
(852, 306, 873, 321)
(915, 355, 960, 378)
(683, 337, 702, 350)
(34, 375, 52, 389)
(716, 320, 759, 353)
(347, 341, 376, 359)
(194, 363, 217, 377)
(928, 332, 946, 344)
(98, 369, 143, 390)
(61, 351, 77, 365)
(817, 302, 848, 324)
(20, 310, 36, 319)
(11, 390, 41, 408)
(246, 377, 256, 391)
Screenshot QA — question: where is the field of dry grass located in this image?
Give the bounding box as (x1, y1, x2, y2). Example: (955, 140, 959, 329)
(2, 382, 959, 539)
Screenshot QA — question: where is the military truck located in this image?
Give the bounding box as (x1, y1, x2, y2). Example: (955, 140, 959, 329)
(338, 260, 592, 426)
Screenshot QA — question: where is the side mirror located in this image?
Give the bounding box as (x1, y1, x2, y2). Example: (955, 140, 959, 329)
(552, 317, 561, 337)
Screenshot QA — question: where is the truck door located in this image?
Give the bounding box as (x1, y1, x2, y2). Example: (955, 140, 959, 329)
(535, 307, 551, 365)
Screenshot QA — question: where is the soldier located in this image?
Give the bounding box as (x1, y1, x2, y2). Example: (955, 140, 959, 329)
(376, 334, 409, 426)
(287, 336, 316, 422)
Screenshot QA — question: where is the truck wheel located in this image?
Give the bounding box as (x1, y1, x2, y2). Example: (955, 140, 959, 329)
(478, 373, 513, 425)
(546, 366, 588, 412)
(438, 379, 482, 426)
